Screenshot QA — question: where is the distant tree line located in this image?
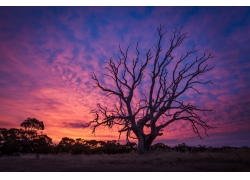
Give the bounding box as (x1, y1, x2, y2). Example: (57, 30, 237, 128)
(0, 118, 249, 156)
(0, 117, 138, 156)
(151, 142, 250, 154)
(55, 138, 137, 155)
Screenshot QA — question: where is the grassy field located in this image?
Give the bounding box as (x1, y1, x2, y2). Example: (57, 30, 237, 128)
(0, 151, 250, 172)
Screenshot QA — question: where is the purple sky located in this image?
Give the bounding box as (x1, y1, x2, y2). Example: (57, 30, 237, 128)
(0, 7, 250, 147)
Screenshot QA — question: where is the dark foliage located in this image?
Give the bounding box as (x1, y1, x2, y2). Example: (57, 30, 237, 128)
(1, 118, 249, 155)
(0, 118, 52, 155)
(20, 117, 44, 131)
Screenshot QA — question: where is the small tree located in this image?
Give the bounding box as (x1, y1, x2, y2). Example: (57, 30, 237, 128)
(58, 137, 75, 153)
(20, 118, 50, 153)
(20, 117, 44, 141)
(20, 117, 44, 131)
(33, 134, 53, 154)
(84, 25, 214, 153)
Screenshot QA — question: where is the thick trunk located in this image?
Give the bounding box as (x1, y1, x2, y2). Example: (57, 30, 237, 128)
(136, 134, 155, 154)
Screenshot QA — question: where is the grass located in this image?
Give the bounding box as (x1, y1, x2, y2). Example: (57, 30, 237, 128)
(0, 150, 250, 172)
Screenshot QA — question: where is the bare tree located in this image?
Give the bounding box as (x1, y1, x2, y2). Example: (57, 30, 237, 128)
(84, 25, 214, 153)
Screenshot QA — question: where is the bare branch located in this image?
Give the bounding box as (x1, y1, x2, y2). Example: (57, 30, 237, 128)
(84, 25, 214, 153)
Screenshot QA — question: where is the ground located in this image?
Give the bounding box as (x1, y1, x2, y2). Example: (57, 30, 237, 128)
(0, 151, 249, 172)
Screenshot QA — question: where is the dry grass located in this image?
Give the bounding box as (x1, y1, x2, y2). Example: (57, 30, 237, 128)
(0, 151, 250, 172)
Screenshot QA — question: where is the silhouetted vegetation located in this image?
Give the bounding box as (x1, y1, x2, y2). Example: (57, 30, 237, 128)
(0, 118, 52, 155)
(1, 118, 249, 157)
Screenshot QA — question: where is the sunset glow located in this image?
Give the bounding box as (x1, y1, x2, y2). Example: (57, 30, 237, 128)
(0, 6, 250, 147)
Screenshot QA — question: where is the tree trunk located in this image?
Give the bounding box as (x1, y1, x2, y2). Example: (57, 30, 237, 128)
(136, 134, 155, 154)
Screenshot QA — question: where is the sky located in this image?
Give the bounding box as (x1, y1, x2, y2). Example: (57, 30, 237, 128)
(0, 6, 250, 147)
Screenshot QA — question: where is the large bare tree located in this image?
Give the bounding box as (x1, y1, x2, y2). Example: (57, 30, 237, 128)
(84, 25, 214, 153)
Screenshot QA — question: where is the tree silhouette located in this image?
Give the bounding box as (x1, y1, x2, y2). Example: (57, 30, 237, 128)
(58, 137, 75, 153)
(0, 118, 53, 154)
(71, 138, 91, 155)
(19, 117, 49, 154)
(33, 134, 53, 154)
(20, 117, 44, 131)
(20, 118, 44, 141)
(85, 26, 213, 153)
(0, 128, 22, 155)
